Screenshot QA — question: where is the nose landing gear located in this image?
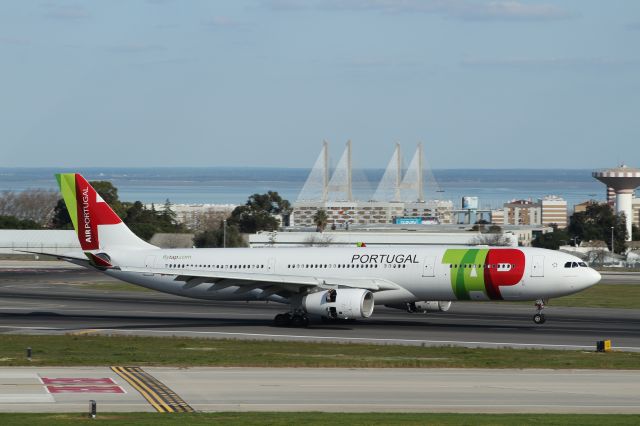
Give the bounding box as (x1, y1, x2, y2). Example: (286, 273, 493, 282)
(533, 299, 546, 324)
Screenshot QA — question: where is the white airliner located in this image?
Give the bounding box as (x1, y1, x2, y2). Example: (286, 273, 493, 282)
(32, 174, 600, 327)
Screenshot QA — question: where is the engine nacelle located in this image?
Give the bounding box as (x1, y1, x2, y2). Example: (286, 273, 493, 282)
(386, 301, 452, 313)
(303, 288, 374, 319)
(413, 301, 452, 313)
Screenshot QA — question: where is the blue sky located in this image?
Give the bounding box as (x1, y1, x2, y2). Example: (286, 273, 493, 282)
(1, 1, 639, 169)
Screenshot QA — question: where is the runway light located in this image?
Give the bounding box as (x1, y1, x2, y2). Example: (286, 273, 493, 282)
(89, 400, 97, 418)
(26, 347, 32, 361)
(596, 340, 612, 352)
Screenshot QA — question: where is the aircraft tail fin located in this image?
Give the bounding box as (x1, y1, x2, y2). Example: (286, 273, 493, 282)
(55, 173, 156, 251)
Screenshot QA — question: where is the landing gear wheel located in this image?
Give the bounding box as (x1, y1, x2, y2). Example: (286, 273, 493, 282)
(533, 313, 546, 324)
(291, 314, 309, 328)
(532, 299, 547, 325)
(274, 313, 290, 327)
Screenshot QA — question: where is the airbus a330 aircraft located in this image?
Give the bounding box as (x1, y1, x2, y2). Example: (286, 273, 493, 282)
(31, 173, 601, 327)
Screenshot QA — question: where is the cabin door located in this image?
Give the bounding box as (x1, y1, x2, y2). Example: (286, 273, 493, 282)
(530, 255, 544, 277)
(422, 256, 436, 277)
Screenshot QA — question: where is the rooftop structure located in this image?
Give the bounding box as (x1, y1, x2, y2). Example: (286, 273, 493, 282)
(593, 165, 640, 241)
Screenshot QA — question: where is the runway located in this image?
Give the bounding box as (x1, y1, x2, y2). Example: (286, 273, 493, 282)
(1, 266, 639, 351)
(1, 367, 639, 413)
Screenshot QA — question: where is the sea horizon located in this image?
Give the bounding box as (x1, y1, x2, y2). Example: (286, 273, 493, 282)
(0, 167, 607, 210)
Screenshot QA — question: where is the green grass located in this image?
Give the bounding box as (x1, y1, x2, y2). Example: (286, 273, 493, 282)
(551, 284, 640, 309)
(0, 413, 638, 425)
(1, 335, 639, 369)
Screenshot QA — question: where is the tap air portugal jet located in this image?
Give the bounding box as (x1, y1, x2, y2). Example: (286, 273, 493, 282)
(32, 173, 601, 327)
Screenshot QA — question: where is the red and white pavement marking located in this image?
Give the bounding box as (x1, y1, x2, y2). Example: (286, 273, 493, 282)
(46, 385, 124, 394)
(42, 377, 116, 385)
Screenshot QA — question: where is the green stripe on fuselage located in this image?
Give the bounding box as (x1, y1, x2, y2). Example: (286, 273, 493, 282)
(442, 249, 489, 300)
(55, 173, 78, 233)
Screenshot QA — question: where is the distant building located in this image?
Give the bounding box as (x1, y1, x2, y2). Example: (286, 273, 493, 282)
(490, 209, 504, 225)
(633, 197, 640, 229)
(503, 199, 541, 226)
(540, 195, 567, 228)
(146, 203, 236, 232)
(574, 200, 596, 214)
(291, 200, 454, 228)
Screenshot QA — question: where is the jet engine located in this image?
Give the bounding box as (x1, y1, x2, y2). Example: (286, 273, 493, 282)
(302, 288, 374, 319)
(387, 301, 452, 313)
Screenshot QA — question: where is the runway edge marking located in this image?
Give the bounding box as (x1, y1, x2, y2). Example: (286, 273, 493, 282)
(111, 366, 194, 413)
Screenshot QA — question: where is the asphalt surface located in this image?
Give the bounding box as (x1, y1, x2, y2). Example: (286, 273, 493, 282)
(1, 266, 639, 351)
(2, 367, 639, 413)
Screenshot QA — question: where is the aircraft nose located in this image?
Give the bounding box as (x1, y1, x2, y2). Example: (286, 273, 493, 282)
(586, 268, 601, 288)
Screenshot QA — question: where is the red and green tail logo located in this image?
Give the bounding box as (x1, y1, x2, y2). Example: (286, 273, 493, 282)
(55, 173, 121, 251)
(442, 248, 525, 300)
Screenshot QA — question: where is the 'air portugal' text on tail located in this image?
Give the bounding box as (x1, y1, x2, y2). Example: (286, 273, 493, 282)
(55, 173, 156, 251)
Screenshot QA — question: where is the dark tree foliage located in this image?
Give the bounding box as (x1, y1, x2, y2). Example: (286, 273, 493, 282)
(121, 201, 186, 241)
(568, 203, 628, 254)
(227, 191, 290, 234)
(0, 215, 42, 229)
(313, 209, 329, 232)
(193, 222, 245, 248)
(532, 226, 570, 250)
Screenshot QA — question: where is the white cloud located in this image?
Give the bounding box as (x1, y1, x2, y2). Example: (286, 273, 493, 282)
(267, 0, 573, 21)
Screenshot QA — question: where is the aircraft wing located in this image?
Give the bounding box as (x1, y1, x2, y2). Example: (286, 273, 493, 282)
(119, 265, 401, 294)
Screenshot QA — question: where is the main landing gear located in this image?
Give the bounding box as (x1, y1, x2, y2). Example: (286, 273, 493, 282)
(533, 299, 546, 324)
(274, 312, 309, 328)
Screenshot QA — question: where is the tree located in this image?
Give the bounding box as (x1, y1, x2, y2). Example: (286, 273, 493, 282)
(533, 227, 570, 250)
(0, 215, 42, 229)
(470, 233, 512, 246)
(227, 191, 290, 234)
(313, 209, 329, 232)
(193, 222, 245, 248)
(569, 203, 627, 254)
(0, 189, 58, 225)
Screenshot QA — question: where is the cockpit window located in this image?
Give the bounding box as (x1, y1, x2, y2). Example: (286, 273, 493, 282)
(564, 262, 572, 268)
(579, 262, 587, 267)
(572, 262, 579, 268)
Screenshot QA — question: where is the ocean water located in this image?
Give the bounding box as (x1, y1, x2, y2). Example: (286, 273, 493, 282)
(0, 167, 605, 210)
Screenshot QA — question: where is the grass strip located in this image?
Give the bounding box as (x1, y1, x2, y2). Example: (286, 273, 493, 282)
(551, 284, 640, 309)
(0, 334, 639, 369)
(0, 413, 639, 425)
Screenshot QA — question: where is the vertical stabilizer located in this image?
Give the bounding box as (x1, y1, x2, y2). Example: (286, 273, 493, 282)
(55, 173, 156, 251)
